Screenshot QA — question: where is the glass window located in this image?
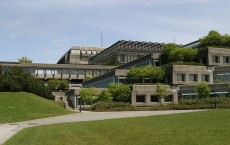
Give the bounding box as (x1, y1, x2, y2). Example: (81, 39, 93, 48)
(36, 69, 45, 74)
(81, 50, 86, 54)
(92, 51, 97, 54)
(94, 70, 101, 76)
(46, 69, 53, 74)
(53, 69, 61, 74)
(201, 74, 210, 82)
(86, 69, 93, 75)
(189, 74, 198, 82)
(78, 69, 85, 75)
(101, 70, 107, 75)
(62, 69, 69, 74)
(165, 95, 173, 102)
(212, 55, 220, 63)
(136, 95, 146, 103)
(71, 50, 80, 54)
(177, 74, 185, 82)
(87, 50, 92, 54)
(223, 56, 230, 63)
(70, 69, 78, 74)
(151, 95, 159, 102)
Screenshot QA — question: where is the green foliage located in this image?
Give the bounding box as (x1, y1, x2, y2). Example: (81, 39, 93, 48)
(83, 76, 94, 82)
(127, 66, 142, 83)
(150, 67, 165, 82)
(199, 30, 230, 47)
(162, 43, 198, 64)
(0, 67, 52, 99)
(169, 47, 198, 63)
(195, 82, 211, 98)
(89, 101, 135, 111)
(97, 90, 113, 102)
(156, 84, 168, 98)
(109, 83, 131, 102)
(47, 79, 69, 90)
(127, 65, 165, 83)
(161, 43, 177, 64)
(79, 87, 97, 103)
(18, 56, 32, 63)
(222, 34, 230, 47)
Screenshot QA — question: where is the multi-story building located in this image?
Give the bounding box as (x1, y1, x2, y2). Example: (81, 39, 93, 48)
(2, 39, 230, 108)
(57, 46, 104, 64)
(89, 40, 164, 65)
(78, 46, 230, 107)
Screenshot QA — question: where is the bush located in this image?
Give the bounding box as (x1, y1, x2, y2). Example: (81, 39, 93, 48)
(88, 101, 136, 112)
(109, 83, 131, 102)
(97, 90, 113, 102)
(0, 66, 52, 99)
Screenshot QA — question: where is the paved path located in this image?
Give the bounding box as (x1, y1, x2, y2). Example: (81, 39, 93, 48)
(0, 110, 206, 144)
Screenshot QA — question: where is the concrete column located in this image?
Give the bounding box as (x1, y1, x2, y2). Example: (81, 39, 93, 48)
(146, 93, 151, 106)
(197, 74, 200, 83)
(173, 94, 178, 104)
(160, 97, 164, 104)
(131, 92, 136, 106)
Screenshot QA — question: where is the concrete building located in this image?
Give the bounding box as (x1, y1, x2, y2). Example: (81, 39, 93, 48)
(89, 40, 164, 65)
(2, 39, 230, 108)
(80, 46, 230, 106)
(0, 61, 115, 88)
(57, 46, 104, 64)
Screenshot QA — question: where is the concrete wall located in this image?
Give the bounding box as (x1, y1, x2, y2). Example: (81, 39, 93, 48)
(166, 65, 213, 85)
(207, 47, 230, 66)
(131, 85, 178, 106)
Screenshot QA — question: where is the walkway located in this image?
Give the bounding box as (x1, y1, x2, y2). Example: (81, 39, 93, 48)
(0, 110, 205, 144)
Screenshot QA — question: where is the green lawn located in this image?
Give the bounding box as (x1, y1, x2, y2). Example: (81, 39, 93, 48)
(4, 109, 230, 145)
(0, 92, 73, 123)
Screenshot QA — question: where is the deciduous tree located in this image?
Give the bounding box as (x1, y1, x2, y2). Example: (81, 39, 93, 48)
(196, 82, 211, 98)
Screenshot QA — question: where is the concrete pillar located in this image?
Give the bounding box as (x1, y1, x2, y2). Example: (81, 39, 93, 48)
(146, 93, 151, 106)
(131, 92, 136, 106)
(173, 93, 178, 104)
(160, 97, 164, 104)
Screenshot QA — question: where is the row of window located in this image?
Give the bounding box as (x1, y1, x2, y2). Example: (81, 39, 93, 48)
(212, 55, 230, 63)
(136, 95, 173, 103)
(1, 67, 109, 76)
(177, 74, 210, 82)
(71, 50, 101, 55)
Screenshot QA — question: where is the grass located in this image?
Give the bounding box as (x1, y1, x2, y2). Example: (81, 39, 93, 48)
(0, 92, 73, 123)
(4, 109, 230, 145)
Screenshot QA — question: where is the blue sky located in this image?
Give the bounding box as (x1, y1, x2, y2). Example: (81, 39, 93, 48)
(0, 0, 230, 63)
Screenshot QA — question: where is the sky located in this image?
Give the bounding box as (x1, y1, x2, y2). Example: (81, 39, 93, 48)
(0, 0, 230, 63)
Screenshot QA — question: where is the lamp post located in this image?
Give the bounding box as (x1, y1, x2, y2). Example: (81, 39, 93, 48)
(215, 91, 217, 109)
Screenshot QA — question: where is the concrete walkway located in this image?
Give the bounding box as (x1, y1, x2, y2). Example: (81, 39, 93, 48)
(0, 110, 206, 144)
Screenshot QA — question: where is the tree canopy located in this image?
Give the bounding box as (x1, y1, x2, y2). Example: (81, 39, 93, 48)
(0, 67, 52, 99)
(195, 82, 211, 98)
(108, 83, 131, 102)
(97, 90, 113, 102)
(127, 65, 165, 83)
(18, 56, 32, 63)
(199, 30, 230, 47)
(161, 44, 198, 64)
(156, 84, 168, 98)
(47, 79, 69, 90)
(79, 87, 97, 103)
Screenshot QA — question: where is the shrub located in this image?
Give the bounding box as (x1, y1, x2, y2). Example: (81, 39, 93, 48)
(109, 83, 131, 102)
(97, 90, 113, 102)
(88, 101, 136, 112)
